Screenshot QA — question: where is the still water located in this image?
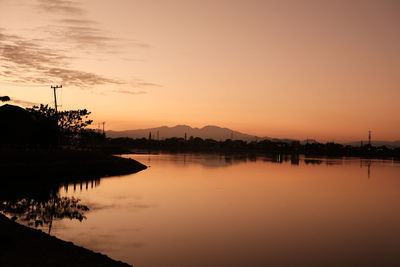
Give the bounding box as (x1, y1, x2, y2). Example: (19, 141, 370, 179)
(10, 154, 400, 266)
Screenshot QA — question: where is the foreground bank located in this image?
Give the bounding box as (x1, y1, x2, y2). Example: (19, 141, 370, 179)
(0, 214, 131, 267)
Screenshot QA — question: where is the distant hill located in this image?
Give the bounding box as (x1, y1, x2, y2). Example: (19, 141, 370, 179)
(106, 125, 400, 147)
(107, 125, 265, 142)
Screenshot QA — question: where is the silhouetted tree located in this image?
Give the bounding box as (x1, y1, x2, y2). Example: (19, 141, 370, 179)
(0, 96, 10, 102)
(27, 104, 93, 145)
(108, 136, 400, 158)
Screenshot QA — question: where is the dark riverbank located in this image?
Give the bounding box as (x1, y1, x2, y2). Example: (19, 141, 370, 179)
(0, 213, 131, 267)
(0, 150, 147, 181)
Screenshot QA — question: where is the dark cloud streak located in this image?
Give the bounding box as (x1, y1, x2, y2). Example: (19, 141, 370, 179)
(0, 30, 121, 87)
(137, 82, 162, 87)
(10, 98, 39, 107)
(36, 0, 85, 15)
(113, 90, 147, 95)
(0, 1, 156, 91)
(35, 0, 151, 52)
(59, 18, 97, 25)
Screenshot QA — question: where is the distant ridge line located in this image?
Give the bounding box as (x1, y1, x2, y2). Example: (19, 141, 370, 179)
(107, 125, 266, 142)
(106, 125, 400, 147)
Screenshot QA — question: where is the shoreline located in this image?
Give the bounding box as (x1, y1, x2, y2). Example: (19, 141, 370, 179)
(0, 149, 146, 266)
(0, 213, 132, 267)
(128, 149, 400, 162)
(0, 149, 147, 181)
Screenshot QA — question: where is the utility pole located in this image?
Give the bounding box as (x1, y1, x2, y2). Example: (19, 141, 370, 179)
(51, 85, 62, 147)
(51, 85, 62, 113)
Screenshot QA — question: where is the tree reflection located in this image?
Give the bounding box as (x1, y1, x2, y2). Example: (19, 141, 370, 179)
(0, 196, 89, 235)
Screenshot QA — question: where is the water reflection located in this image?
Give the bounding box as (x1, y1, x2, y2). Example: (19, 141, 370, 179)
(0, 197, 88, 234)
(140, 153, 398, 180)
(360, 159, 372, 179)
(2, 154, 400, 267)
(65, 178, 101, 193)
(143, 153, 344, 168)
(0, 178, 100, 234)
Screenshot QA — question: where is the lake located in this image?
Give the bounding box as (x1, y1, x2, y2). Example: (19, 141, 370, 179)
(6, 154, 400, 266)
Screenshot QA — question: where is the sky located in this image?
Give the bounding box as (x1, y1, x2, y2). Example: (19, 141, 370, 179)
(0, 0, 399, 142)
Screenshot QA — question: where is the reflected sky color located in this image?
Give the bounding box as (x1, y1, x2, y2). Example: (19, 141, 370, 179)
(1, 1, 400, 141)
(35, 154, 400, 267)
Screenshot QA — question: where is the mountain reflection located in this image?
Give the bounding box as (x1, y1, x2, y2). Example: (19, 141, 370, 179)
(143, 153, 349, 168)
(144, 153, 304, 168)
(135, 153, 383, 180)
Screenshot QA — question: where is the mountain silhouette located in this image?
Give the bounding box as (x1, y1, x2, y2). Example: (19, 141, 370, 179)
(106, 125, 400, 147)
(107, 125, 265, 142)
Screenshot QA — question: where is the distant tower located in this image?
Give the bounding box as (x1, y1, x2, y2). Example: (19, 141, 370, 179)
(101, 122, 106, 135)
(368, 130, 371, 146)
(184, 132, 187, 141)
(148, 132, 152, 140)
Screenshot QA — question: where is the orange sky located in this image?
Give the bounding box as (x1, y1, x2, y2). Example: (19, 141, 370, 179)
(0, 0, 399, 142)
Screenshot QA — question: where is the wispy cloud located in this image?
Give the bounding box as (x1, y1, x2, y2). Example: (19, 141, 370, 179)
(0, 30, 121, 87)
(35, 1, 151, 53)
(36, 0, 85, 15)
(58, 18, 96, 25)
(0, 1, 157, 91)
(10, 98, 39, 107)
(128, 80, 163, 88)
(37, 24, 151, 53)
(113, 90, 147, 95)
(137, 82, 162, 87)
(45, 68, 121, 87)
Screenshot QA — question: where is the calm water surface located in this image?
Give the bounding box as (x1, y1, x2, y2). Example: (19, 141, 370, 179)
(13, 154, 400, 266)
